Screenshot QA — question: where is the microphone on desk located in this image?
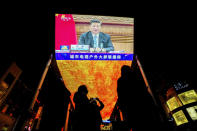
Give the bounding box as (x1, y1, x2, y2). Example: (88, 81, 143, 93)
(90, 48, 95, 53)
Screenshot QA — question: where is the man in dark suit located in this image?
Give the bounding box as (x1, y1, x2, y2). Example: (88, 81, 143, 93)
(78, 19, 114, 52)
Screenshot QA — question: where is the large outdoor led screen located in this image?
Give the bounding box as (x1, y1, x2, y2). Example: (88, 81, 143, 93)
(55, 14, 134, 120)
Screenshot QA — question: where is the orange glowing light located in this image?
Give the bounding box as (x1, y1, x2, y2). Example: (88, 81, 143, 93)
(56, 60, 132, 120)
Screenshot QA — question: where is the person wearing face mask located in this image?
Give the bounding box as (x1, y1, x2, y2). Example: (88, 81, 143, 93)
(78, 19, 114, 52)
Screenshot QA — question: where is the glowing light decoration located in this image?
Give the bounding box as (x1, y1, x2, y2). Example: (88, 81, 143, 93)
(166, 97, 181, 111)
(178, 90, 197, 105)
(186, 106, 197, 121)
(172, 110, 188, 126)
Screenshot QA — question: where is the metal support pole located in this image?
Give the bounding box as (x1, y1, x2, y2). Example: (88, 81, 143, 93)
(29, 54, 53, 111)
(135, 55, 158, 106)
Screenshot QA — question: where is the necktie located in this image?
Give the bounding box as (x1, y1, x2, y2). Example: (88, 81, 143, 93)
(93, 35, 98, 48)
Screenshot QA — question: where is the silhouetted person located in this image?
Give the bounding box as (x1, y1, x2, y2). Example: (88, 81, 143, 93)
(117, 56, 158, 131)
(73, 85, 104, 131)
(89, 98, 104, 131)
(117, 65, 132, 130)
(73, 85, 89, 112)
(73, 85, 90, 131)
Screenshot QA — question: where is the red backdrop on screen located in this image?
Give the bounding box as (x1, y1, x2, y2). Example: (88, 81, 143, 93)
(55, 14, 78, 50)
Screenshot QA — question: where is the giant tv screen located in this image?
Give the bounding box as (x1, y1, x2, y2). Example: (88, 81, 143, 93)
(55, 14, 134, 120)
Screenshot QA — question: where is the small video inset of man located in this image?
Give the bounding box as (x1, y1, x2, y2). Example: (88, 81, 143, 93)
(78, 19, 114, 53)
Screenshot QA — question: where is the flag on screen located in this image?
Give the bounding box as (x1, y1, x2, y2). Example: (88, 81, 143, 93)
(55, 14, 78, 50)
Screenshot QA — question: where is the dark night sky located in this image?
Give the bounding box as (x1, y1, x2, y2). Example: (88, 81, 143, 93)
(1, 6, 196, 89)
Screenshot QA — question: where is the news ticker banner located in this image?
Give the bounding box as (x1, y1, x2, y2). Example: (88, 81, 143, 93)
(55, 53, 133, 61)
